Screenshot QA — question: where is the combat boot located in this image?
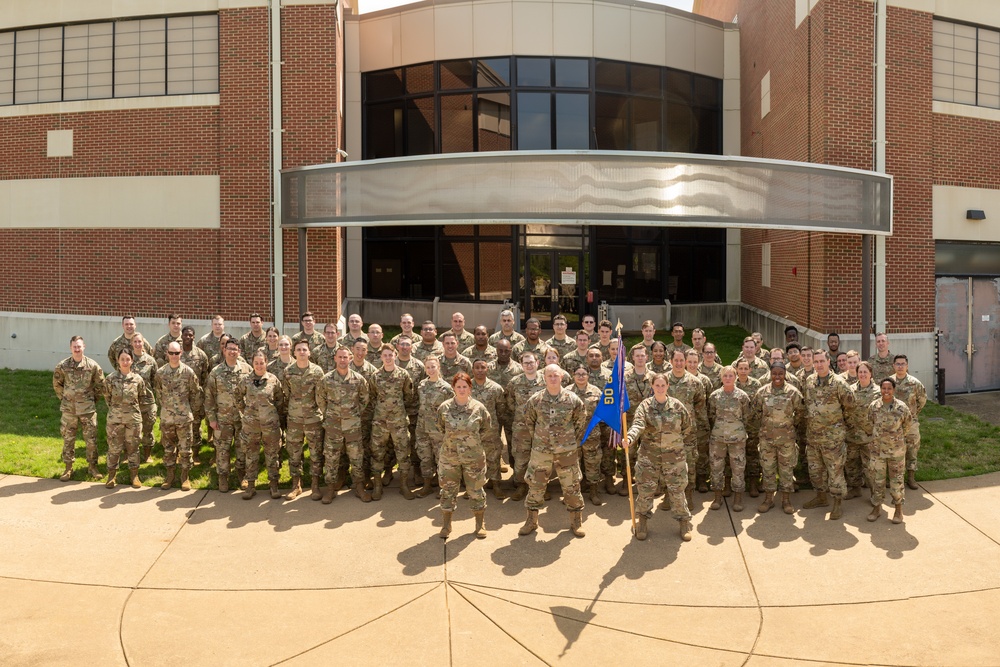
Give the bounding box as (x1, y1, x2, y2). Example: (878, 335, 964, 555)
(697, 473, 709, 494)
(180, 468, 192, 492)
(285, 476, 303, 500)
(493, 480, 507, 500)
(88, 462, 101, 479)
(803, 491, 829, 509)
(439, 511, 452, 539)
(845, 486, 861, 500)
(372, 476, 383, 501)
(105, 470, 116, 489)
(679, 519, 693, 541)
(829, 496, 843, 520)
(604, 475, 617, 494)
(758, 491, 774, 513)
(722, 476, 732, 497)
(544, 486, 552, 501)
(59, 465, 72, 482)
(269, 479, 281, 499)
(685, 488, 693, 510)
(634, 515, 648, 541)
(242, 482, 256, 500)
(867, 504, 881, 522)
(518, 509, 539, 536)
(322, 483, 336, 504)
(892, 503, 903, 524)
(354, 481, 372, 503)
(141, 445, 152, 463)
(217, 474, 229, 493)
(748, 477, 760, 498)
(510, 483, 529, 502)
(332, 467, 347, 492)
(473, 510, 487, 539)
(161, 468, 175, 490)
(130, 469, 141, 489)
(617, 480, 629, 497)
(781, 492, 794, 514)
(710, 490, 723, 511)
(400, 479, 415, 500)
(416, 479, 436, 498)
(236, 466, 247, 491)
(570, 512, 586, 538)
(906, 470, 918, 490)
(310, 477, 322, 501)
(382, 468, 394, 486)
(588, 485, 603, 506)
(732, 492, 744, 512)
(659, 494, 671, 511)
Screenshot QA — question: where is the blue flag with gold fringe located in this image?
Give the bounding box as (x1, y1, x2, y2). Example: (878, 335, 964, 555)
(581, 331, 630, 444)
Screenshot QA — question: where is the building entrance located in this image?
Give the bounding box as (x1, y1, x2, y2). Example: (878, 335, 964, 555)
(936, 276, 1000, 393)
(525, 250, 585, 326)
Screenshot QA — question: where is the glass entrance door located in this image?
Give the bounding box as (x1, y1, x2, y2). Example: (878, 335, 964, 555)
(525, 251, 584, 325)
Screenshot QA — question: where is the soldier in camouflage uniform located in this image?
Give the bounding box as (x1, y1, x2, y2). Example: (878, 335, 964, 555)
(666, 349, 707, 506)
(263, 327, 282, 363)
(208, 332, 235, 370)
(238, 313, 267, 362)
(580, 315, 599, 345)
(439, 332, 473, 381)
(103, 349, 146, 489)
(801, 350, 856, 519)
(317, 346, 371, 503)
(197, 315, 226, 363)
(471, 359, 506, 499)
(130, 334, 158, 462)
(543, 347, 573, 387)
(737, 337, 770, 382)
(433, 373, 492, 539)
(282, 340, 326, 500)
(414, 356, 454, 498)
(155, 341, 202, 491)
(867, 377, 913, 524)
(311, 323, 342, 374)
(53, 336, 105, 481)
(291, 311, 325, 351)
(868, 332, 895, 383)
(438, 312, 476, 350)
(698, 344, 724, 392)
(518, 364, 588, 538)
(561, 330, 593, 375)
(511, 318, 549, 360)
(735, 358, 762, 396)
(752, 363, 804, 514)
(846, 362, 880, 500)
(462, 325, 498, 364)
(414, 321, 445, 362)
(108, 315, 153, 372)
(649, 340, 670, 374)
(389, 313, 417, 348)
(584, 348, 615, 492)
(487, 309, 525, 348)
(590, 320, 614, 360)
(340, 313, 369, 350)
(600, 339, 633, 375)
(488, 339, 523, 468)
(204, 338, 252, 492)
(504, 351, 546, 500)
(180, 326, 210, 457)
(571, 366, 604, 506)
(664, 322, 691, 358)
(627, 320, 657, 363)
(370, 344, 418, 500)
(617, 346, 653, 496)
(892, 354, 926, 490)
(394, 335, 426, 484)
(349, 337, 379, 485)
(366, 324, 386, 366)
(545, 314, 575, 359)
(235, 350, 285, 500)
(686, 349, 715, 494)
(708, 366, 751, 511)
(153, 314, 183, 367)
(627, 373, 694, 541)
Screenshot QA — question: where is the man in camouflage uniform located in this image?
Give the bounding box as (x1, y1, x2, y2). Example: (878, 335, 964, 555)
(439, 332, 473, 380)
(462, 325, 498, 364)
(53, 335, 105, 481)
(627, 320, 657, 363)
(686, 349, 715, 494)
(664, 322, 691, 358)
(707, 366, 751, 511)
(282, 340, 326, 500)
(519, 364, 588, 538)
(414, 356, 455, 498)
(204, 338, 252, 492)
(349, 337, 379, 485)
(571, 366, 604, 505)
(394, 335, 426, 483)
(584, 347, 615, 492)
(366, 324, 386, 366)
(180, 326, 210, 456)
(737, 336, 770, 382)
(388, 313, 416, 347)
(155, 341, 202, 491)
(369, 344, 418, 500)
(130, 334, 158, 462)
(560, 330, 591, 375)
(103, 349, 145, 489)
(868, 332, 895, 383)
(512, 318, 548, 359)
(235, 351, 285, 499)
(197, 315, 226, 362)
(892, 354, 927, 490)
(488, 339, 522, 468)
(801, 349, 856, 519)
(291, 311, 325, 351)
(154, 314, 183, 366)
(545, 314, 575, 359)
(471, 358, 506, 499)
(311, 323, 341, 374)
(867, 377, 913, 524)
(438, 311, 475, 349)
(590, 320, 614, 360)
(666, 349, 707, 506)
(340, 313, 368, 349)
(414, 320, 445, 362)
(488, 309, 525, 348)
(108, 315, 153, 372)
(752, 362, 804, 514)
(238, 313, 267, 362)
(691, 328, 707, 360)
(317, 346, 371, 502)
(505, 351, 546, 500)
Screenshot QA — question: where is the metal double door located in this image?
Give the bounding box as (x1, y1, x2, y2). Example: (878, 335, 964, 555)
(936, 276, 1000, 393)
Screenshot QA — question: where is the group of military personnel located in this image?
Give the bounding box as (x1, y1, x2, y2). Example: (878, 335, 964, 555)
(52, 310, 926, 541)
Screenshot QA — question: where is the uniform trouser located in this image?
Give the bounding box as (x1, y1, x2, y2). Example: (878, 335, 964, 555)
(695, 429, 710, 477)
(744, 434, 761, 485)
(710, 436, 747, 493)
(415, 424, 437, 480)
(597, 424, 615, 480)
(525, 449, 585, 512)
(360, 411, 374, 479)
(106, 422, 140, 473)
(684, 436, 698, 489)
(581, 434, 603, 484)
(161, 421, 193, 470)
(904, 423, 921, 472)
(511, 423, 533, 485)
(60, 412, 98, 466)
(869, 454, 905, 506)
(139, 404, 156, 450)
(191, 407, 205, 447)
(373, 419, 411, 478)
(616, 430, 638, 483)
(845, 438, 870, 489)
(635, 445, 690, 521)
(806, 432, 847, 498)
(286, 420, 323, 479)
(484, 430, 503, 482)
(324, 421, 364, 485)
(407, 419, 419, 470)
(439, 445, 486, 512)
(499, 417, 513, 464)
(759, 434, 797, 493)
(241, 421, 281, 483)
(214, 421, 242, 476)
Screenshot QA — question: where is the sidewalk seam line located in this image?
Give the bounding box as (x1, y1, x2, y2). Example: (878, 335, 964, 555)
(723, 499, 764, 667)
(449, 582, 553, 665)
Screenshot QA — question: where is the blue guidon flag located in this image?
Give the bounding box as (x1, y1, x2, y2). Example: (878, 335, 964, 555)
(581, 327, 630, 447)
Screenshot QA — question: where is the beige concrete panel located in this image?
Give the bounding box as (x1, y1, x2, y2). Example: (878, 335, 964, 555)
(664, 12, 696, 73)
(723, 108, 741, 155)
(345, 226, 364, 298)
(346, 71, 362, 104)
(448, 584, 548, 665)
(512, 1, 554, 56)
(727, 228, 742, 301)
(0, 94, 219, 119)
(434, 3, 474, 61)
(60, 176, 113, 228)
(359, 15, 401, 71)
(757, 589, 1000, 666)
(0, 476, 206, 587)
(122, 584, 438, 665)
(344, 19, 361, 74)
(933, 184, 1000, 243)
(552, 2, 594, 58)
(4, 179, 59, 229)
(400, 7, 435, 65)
(900, 0, 1000, 29)
(737, 487, 1000, 607)
(47, 129, 74, 158)
(694, 20, 725, 78)
(921, 472, 1000, 544)
(724, 26, 740, 79)
(0, 0, 225, 31)
(723, 77, 740, 111)
(630, 7, 667, 66)
(593, 3, 630, 62)
(0, 577, 130, 666)
(346, 98, 362, 160)
(933, 99, 1000, 122)
(472, 1, 514, 58)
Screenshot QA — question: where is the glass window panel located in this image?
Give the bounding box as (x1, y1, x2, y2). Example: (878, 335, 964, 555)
(596, 226, 628, 240)
(440, 59, 474, 89)
(555, 58, 589, 87)
(478, 224, 512, 237)
(441, 241, 476, 300)
(954, 47, 976, 65)
(478, 241, 513, 301)
(664, 101, 694, 152)
(116, 18, 166, 97)
(595, 93, 629, 150)
(555, 92, 589, 149)
(406, 96, 436, 155)
(516, 92, 551, 149)
(631, 227, 663, 240)
(477, 58, 510, 87)
(442, 225, 475, 236)
(440, 93, 474, 153)
(365, 225, 434, 238)
(933, 85, 954, 102)
(955, 88, 976, 104)
(117, 44, 140, 59)
(664, 69, 692, 103)
(477, 91, 511, 151)
(517, 57, 550, 87)
(630, 245, 661, 302)
(693, 106, 721, 155)
(631, 64, 661, 96)
(366, 68, 403, 100)
(595, 59, 627, 92)
(405, 63, 434, 94)
(365, 101, 404, 158)
(594, 244, 630, 301)
(367, 240, 435, 299)
(979, 94, 1000, 108)
(15, 27, 63, 104)
(933, 58, 954, 75)
(693, 75, 720, 107)
(633, 97, 661, 150)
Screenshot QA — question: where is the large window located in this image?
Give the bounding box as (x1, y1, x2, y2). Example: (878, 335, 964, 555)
(933, 19, 1000, 109)
(0, 14, 218, 107)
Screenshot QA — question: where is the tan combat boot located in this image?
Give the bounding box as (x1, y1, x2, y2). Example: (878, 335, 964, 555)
(217, 473, 229, 493)
(236, 466, 247, 491)
(570, 512, 586, 538)
(161, 468, 175, 490)
(510, 483, 529, 502)
(697, 473, 709, 494)
(758, 491, 774, 513)
(722, 476, 732, 497)
(710, 491, 723, 511)
(588, 485, 603, 506)
(310, 477, 322, 501)
(141, 445, 152, 463)
(518, 509, 538, 536)
(88, 462, 101, 479)
(353, 481, 372, 503)
(59, 465, 73, 482)
(493, 480, 507, 500)
(748, 477, 760, 498)
(105, 470, 116, 489)
(439, 511, 453, 539)
(781, 492, 794, 514)
(604, 475, 617, 494)
(332, 467, 347, 492)
(732, 492, 744, 512)
(867, 504, 881, 522)
(382, 468, 394, 486)
(829, 496, 843, 520)
(845, 486, 861, 500)
(892, 503, 904, 524)
(180, 468, 192, 492)
(269, 479, 281, 499)
(400, 479, 415, 500)
(679, 519, 693, 542)
(285, 476, 303, 500)
(685, 488, 693, 510)
(473, 510, 487, 539)
(416, 479, 436, 498)
(906, 470, 918, 490)
(803, 491, 829, 509)
(242, 482, 256, 500)
(371, 476, 383, 501)
(321, 483, 336, 504)
(634, 515, 648, 541)
(130, 469, 141, 489)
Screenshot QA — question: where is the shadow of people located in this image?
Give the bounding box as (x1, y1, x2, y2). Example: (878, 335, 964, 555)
(396, 534, 445, 577)
(798, 502, 860, 556)
(0, 477, 74, 499)
(490, 530, 575, 576)
(743, 508, 803, 549)
(852, 502, 920, 560)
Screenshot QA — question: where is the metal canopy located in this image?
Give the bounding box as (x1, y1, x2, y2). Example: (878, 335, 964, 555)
(281, 150, 892, 235)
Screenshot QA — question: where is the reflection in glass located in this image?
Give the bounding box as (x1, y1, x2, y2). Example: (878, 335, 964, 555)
(406, 97, 435, 155)
(406, 63, 434, 94)
(440, 59, 474, 89)
(517, 92, 551, 149)
(555, 93, 589, 149)
(595, 60, 627, 91)
(517, 57, 551, 87)
(478, 58, 510, 87)
(478, 92, 511, 151)
(441, 93, 474, 153)
(555, 58, 589, 88)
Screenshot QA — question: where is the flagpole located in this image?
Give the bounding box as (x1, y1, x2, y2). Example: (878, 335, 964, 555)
(614, 321, 637, 536)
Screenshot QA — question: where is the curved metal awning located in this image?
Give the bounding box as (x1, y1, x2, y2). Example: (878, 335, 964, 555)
(281, 150, 892, 235)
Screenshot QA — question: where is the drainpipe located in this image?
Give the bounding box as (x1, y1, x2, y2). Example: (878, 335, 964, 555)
(874, 0, 887, 339)
(270, 0, 285, 330)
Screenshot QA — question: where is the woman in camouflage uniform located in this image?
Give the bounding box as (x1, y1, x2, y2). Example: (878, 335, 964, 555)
(103, 349, 146, 489)
(414, 356, 454, 498)
(130, 334, 158, 462)
(846, 361, 879, 501)
(236, 351, 285, 500)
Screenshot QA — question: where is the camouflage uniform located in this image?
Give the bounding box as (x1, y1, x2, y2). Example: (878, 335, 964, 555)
(736, 375, 762, 396)
(648, 361, 671, 374)
(794, 366, 815, 386)
(103, 371, 145, 475)
(571, 381, 604, 485)
(664, 342, 691, 358)
(586, 365, 614, 480)
(340, 332, 368, 350)
(154, 333, 182, 367)
(504, 372, 546, 484)
(511, 339, 549, 359)
(487, 330, 525, 348)
(181, 346, 211, 446)
(627, 396, 693, 521)
(868, 351, 895, 383)
(370, 365, 418, 478)
(196, 332, 225, 363)
(108, 333, 153, 372)
(291, 330, 325, 351)
(433, 397, 491, 512)
(235, 371, 285, 486)
(439, 329, 476, 349)
(545, 336, 576, 359)
(53, 355, 105, 469)
(397, 356, 427, 468)
(739, 355, 770, 382)
(462, 344, 498, 364)
(439, 353, 473, 381)
(628, 341, 655, 363)
(590, 341, 612, 361)
(317, 368, 370, 485)
(204, 358, 252, 479)
(802, 372, 855, 498)
(708, 387, 751, 492)
(416, 377, 455, 480)
(846, 381, 880, 489)
(698, 362, 723, 393)
(488, 358, 523, 459)
(601, 358, 633, 375)
(839, 371, 860, 387)
(311, 344, 341, 374)
(523, 388, 587, 513)
(620, 369, 653, 478)
(154, 362, 202, 471)
(867, 397, 913, 506)
(471, 377, 506, 484)
(751, 383, 803, 493)
(692, 371, 714, 483)
(413, 339, 444, 362)
(282, 362, 326, 481)
(893, 374, 926, 472)
(350, 359, 379, 475)
(238, 331, 268, 363)
(560, 349, 589, 375)
(365, 342, 384, 367)
(666, 371, 707, 488)
(130, 352, 158, 454)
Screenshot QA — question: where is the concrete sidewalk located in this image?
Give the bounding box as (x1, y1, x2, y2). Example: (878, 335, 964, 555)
(2, 471, 1000, 665)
